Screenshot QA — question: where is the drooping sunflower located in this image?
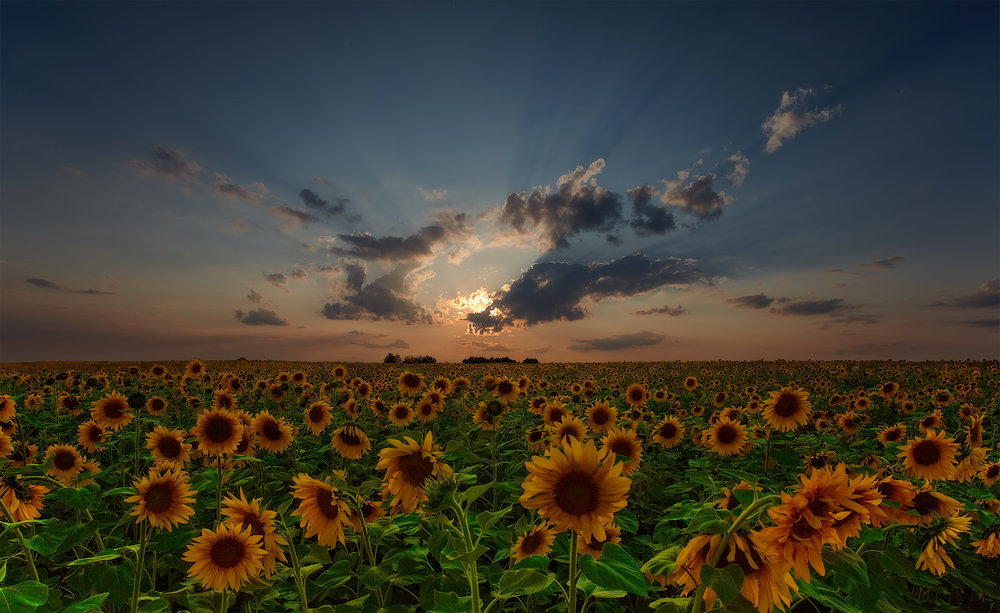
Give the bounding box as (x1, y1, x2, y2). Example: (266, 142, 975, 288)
(904, 484, 962, 525)
(8, 442, 38, 467)
(510, 524, 557, 563)
(705, 417, 747, 456)
(578, 523, 622, 559)
(192, 408, 243, 456)
(430, 376, 452, 396)
(0, 476, 49, 522)
(303, 401, 333, 436)
(44, 444, 84, 483)
(519, 437, 631, 543)
(221, 488, 288, 579)
(146, 425, 192, 468)
(90, 391, 133, 431)
(919, 410, 945, 434)
(252, 411, 295, 454)
(146, 396, 168, 416)
(550, 416, 589, 448)
(331, 424, 372, 460)
(290, 474, 352, 548)
(761, 387, 812, 432)
(369, 399, 388, 418)
(879, 381, 900, 400)
(933, 389, 953, 407)
(916, 514, 973, 576)
(0, 395, 15, 421)
(624, 383, 648, 408)
(979, 462, 1000, 485)
(377, 431, 453, 514)
(388, 402, 413, 427)
(877, 424, 907, 446)
(971, 531, 1000, 558)
(601, 428, 643, 476)
(342, 396, 361, 420)
(585, 401, 618, 434)
(77, 421, 107, 454)
(652, 417, 685, 448)
(965, 416, 984, 448)
(0, 433, 12, 458)
(524, 427, 548, 452)
(124, 467, 196, 531)
(183, 523, 266, 591)
(398, 371, 424, 396)
(949, 446, 986, 483)
(359, 499, 386, 524)
(829, 473, 886, 546)
(898, 429, 959, 481)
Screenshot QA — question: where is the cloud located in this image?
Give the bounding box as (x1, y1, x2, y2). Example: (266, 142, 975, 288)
(234, 308, 289, 326)
(247, 287, 263, 304)
(568, 330, 665, 352)
(328, 212, 474, 263)
(819, 314, 881, 327)
(26, 277, 116, 295)
(498, 159, 625, 251)
(633, 304, 687, 316)
(949, 277, 1000, 309)
(725, 152, 750, 187)
(210, 174, 267, 204)
(261, 269, 307, 292)
(350, 338, 411, 349)
(762, 88, 842, 153)
(658, 172, 732, 221)
(771, 298, 844, 316)
(725, 293, 774, 310)
(312, 176, 334, 186)
(230, 219, 254, 233)
(270, 205, 321, 227)
(628, 184, 675, 236)
(60, 166, 83, 178)
(129, 146, 205, 181)
(320, 263, 434, 324)
(417, 187, 449, 202)
(824, 269, 865, 277)
(466, 254, 706, 334)
(961, 318, 999, 328)
(857, 256, 905, 270)
(461, 340, 514, 352)
(299, 188, 349, 216)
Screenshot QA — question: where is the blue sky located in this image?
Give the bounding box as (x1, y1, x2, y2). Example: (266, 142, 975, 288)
(1, 1, 997, 362)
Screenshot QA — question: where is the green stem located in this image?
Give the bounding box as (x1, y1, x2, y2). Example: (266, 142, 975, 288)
(130, 522, 150, 613)
(0, 494, 39, 581)
(690, 495, 781, 613)
(216, 459, 225, 524)
(358, 516, 386, 609)
(280, 521, 310, 612)
(452, 497, 482, 613)
(763, 429, 773, 477)
(83, 507, 106, 551)
(568, 531, 579, 613)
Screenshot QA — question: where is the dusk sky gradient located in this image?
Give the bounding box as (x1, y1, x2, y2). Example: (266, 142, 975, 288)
(1, 1, 998, 363)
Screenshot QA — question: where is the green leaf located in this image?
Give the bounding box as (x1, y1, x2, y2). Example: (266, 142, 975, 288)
(699, 563, 744, 608)
(103, 487, 138, 497)
(149, 526, 198, 553)
(578, 543, 647, 597)
(688, 458, 709, 468)
(475, 505, 512, 536)
(91, 564, 135, 609)
(56, 484, 99, 510)
(687, 508, 731, 534)
(648, 597, 692, 613)
(496, 569, 555, 597)
(796, 578, 863, 613)
(462, 481, 494, 506)
(64, 549, 123, 566)
(60, 593, 110, 613)
(732, 488, 757, 507)
(614, 509, 639, 533)
(136, 598, 171, 613)
(823, 548, 869, 588)
(432, 590, 472, 613)
(876, 547, 915, 578)
(0, 581, 48, 613)
(640, 546, 681, 578)
(0, 561, 6, 583)
(24, 523, 69, 556)
(719, 469, 759, 484)
(576, 576, 626, 599)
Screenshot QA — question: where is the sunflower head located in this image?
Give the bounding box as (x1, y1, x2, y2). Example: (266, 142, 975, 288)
(898, 429, 959, 481)
(183, 523, 266, 591)
(124, 467, 196, 531)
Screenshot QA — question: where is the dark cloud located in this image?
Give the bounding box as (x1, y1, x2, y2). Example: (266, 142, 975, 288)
(762, 88, 841, 153)
(950, 277, 1000, 309)
(568, 330, 665, 352)
(262, 270, 307, 292)
(210, 174, 266, 203)
(26, 278, 115, 295)
(822, 315, 881, 325)
(270, 205, 320, 227)
(771, 298, 844, 316)
(628, 184, 675, 236)
(247, 287, 262, 304)
(857, 256, 905, 270)
(498, 159, 625, 251)
(466, 254, 706, 334)
(633, 304, 687, 316)
(299, 188, 348, 216)
(321, 264, 433, 324)
(961, 319, 999, 328)
(235, 308, 289, 326)
(824, 269, 865, 277)
(725, 294, 774, 310)
(128, 146, 204, 181)
(658, 173, 731, 221)
(328, 213, 473, 262)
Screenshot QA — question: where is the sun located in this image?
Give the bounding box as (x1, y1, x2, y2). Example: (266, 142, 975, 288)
(444, 288, 494, 317)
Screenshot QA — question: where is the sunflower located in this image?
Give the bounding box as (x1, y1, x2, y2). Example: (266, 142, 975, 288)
(713, 391, 728, 407)
(971, 531, 1000, 558)
(714, 481, 761, 512)
(359, 499, 386, 524)
(8, 442, 38, 467)
(550, 416, 589, 448)
(44, 444, 84, 483)
(472, 406, 499, 431)
(0, 395, 15, 421)
(226, 376, 245, 394)
(185, 359, 205, 379)
(124, 467, 196, 531)
(879, 381, 900, 400)
(578, 523, 622, 559)
(870, 477, 917, 527)
(519, 436, 631, 543)
(900, 400, 917, 415)
(146, 426, 192, 468)
(212, 390, 238, 412)
(949, 446, 986, 483)
(252, 411, 295, 454)
(494, 379, 519, 403)
(933, 389, 953, 407)
(0, 433, 12, 458)
(0, 476, 49, 522)
(388, 402, 413, 427)
(601, 428, 642, 476)
(332, 424, 372, 460)
(430, 376, 452, 396)
(221, 488, 288, 579)
(918, 410, 945, 434)
(77, 420, 107, 454)
(510, 525, 557, 563)
(57, 394, 83, 416)
(965, 416, 984, 448)
(146, 396, 168, 416)
(830, 473, 886, 547)
(624, 383, 648, 408)
(414, 397, 440, 423)
(90, 391, 133, 431)
(877, 423, 907, 446)
(917, 514, 972, 576)
(585, 401, 617, 434)
(683, 376, 699, 391)
(72, 458, 102, 488)
(290, 474, 352, 547)
(398, 371, 424, 396)
(266, 384, 285, 403)
(979, 462, 1000, 485)
(652, 417, 685, 448)
(761, 387, 812, 432)
(705, 417, 747, 456)
(369, 399, 388, 418)
(193, 408, 243, 456)
(304, 402, 333, 436)
(183, 523, 266, 591)
(377, 432, 453, 514)
(543, 402, 571, 427)
(343, 396, 361, 420)
(150, 364, 167, 378)
(898, 429, 959, 481)
(899, 484, 962, 525)
(524, 427, 548, 453)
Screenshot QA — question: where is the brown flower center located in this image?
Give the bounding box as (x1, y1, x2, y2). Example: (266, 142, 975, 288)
(103, 400, 125, 419)
(149, 398, 165, 412)
(340, 431, 362, 447)
(630, 389, 644, 402)
(210, 536, 246, 569)
(716, 425, 738, 445)
(554, 471, 599, 516)
(394, 406, 410, 421)
(521, 531, 543, 554)
(912, 491, 940, 515)
(145, 482, 174, 514)
(885, 428, 903, 442)
(610, 441, 634, 458)
(205, 416, 234, 443)
(316, 487, 341, 519)
(773, 394, 800, 417)
(158, 436, 182, 459)
(262, 420, 282, 441)
(912, 440, 942, 466)
(53, 450, 77, 470)
(402, 374, 421, 389)
(309, 405, 326, 423)
(88, 426, 104, 442)
(591, 409, 609, 425)
(986, 465, 999, 479)
(659, 423, 677, 439)
(240, 514, 266, 536)
(497, 381, 514, 395)
(398, 452, 434, 487)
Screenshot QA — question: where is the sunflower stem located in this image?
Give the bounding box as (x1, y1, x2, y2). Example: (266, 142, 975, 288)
(283, 527, 310, 613)
(0, 493, 39, 582)
(130, 521, 150, 613)
(450, 497, 482, 613)
(690, 495, 781, 613)
(763, 429, 773, 477)
(567, 531, 579, 613)
(83, 507, 106, 551)
(216, 459, 224, 524)
(358, 515, 386, 608)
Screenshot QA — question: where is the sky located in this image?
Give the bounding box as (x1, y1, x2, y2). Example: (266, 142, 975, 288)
(1, 1, 998, 363)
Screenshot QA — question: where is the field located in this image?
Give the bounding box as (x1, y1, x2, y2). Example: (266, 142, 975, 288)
(0, 359, 997, 613)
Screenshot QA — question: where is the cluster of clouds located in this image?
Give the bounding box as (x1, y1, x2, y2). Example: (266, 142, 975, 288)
(25, 277, 116, 295)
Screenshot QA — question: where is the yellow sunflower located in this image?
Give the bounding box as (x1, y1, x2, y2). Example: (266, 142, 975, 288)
(0, 476, 49, 522)
(652, 417, 685, 448)
(877, 423, 907, 446)
(578, 523, 622, 559)
(76, 421, 107, 454)
(524, 427, 548, 453)
(550, 416, 589, 448)
(124, 467, 196, 531)
(376, 432, 453, 514)
(585, 401, 618, 434)
(304, 401, 333, 436)
(212, 390, 238, 412)
(0, 433, 12, 458)
(252, 411, 295, 454)
(601, 428, 643, 476)
(183, 523, 266, 591)
(146, 425, 192, 468)
(221, 488, 288, 579)
(519, 437, 631, 543)
(185, 358, 205, 379)
(331, 424, 372, 460)
(917, 514, 972, 576)
(510, 524, 556, 563)
(979, 462, 1000, 485)
(0, 395, 15, 421)
(492, 378, 519, 403)
(192, 408, 243, 456)
(397, 371, 424, 396)
(624, 383, 648, 408)
(705, 417, 747, 456)
(290, 473, 352, 547)
(146, 396, 168, 416)
(90, 391, 133, 431)
(898, 429, 959, 481)
(971, 531, 1000, 558)
(761, 387, 812, 432)
(44, 444, 84, 483)
(683, 376, 699, 391)
(414, 397, 441, 423)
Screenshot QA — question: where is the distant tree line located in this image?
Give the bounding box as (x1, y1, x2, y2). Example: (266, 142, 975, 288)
(461, 356, 540, 364)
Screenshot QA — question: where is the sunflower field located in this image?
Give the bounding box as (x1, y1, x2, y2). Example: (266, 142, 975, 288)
(0, 359, 998, 613)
